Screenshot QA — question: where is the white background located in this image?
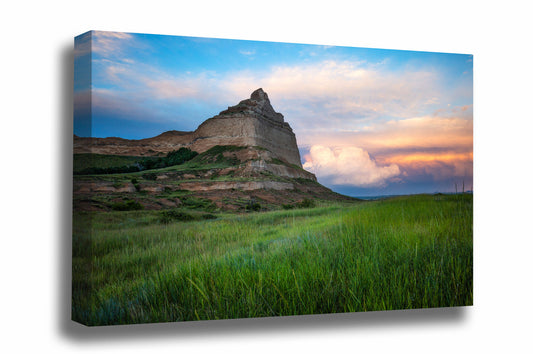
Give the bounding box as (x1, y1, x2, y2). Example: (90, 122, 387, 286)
(1, 0, 532, 352)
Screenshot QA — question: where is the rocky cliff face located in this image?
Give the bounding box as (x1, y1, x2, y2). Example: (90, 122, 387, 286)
(74, 88, 303, 167)
(193, 88, 302, 166)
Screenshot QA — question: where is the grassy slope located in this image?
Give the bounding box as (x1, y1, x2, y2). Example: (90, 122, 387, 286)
(73, 154, 154, 173)
(73, 146, 339, 212)
(72, 194, 473, 325)
(74, 146, 244, 175)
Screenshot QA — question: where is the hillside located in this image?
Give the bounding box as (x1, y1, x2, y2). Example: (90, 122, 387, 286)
(73, 144, 356, 213)
(73, 88, 360, 213)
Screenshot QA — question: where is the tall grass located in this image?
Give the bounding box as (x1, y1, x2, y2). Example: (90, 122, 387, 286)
(72, 194, 472, 325)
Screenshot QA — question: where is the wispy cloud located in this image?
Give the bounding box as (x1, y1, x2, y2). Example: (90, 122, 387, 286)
(228, 61, 440, 111)
(93, 58, 446, 119)
(74, 32, 92, 60)
(90, 57, 466, 135)
(92, 31, 134, 57)
(239, 50, 255, 56)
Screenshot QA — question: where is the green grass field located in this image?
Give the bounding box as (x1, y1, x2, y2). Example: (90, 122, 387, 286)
(72, 193, 472, 326)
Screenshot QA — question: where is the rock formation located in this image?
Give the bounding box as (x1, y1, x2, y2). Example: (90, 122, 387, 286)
(193, 88, 302, 166)
(74, 88, 303, 167)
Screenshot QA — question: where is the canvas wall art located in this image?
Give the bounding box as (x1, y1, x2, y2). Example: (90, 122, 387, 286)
(72, 31, 473, 326)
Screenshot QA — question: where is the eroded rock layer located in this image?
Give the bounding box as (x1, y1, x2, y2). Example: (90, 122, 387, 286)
(74, 88, 303, 167)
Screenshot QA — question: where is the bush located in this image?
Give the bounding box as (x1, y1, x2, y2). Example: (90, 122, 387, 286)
(166, 148, 198, 166)
(110, 200, 144, 211)
(298, 198, 316, 208)
(139, 157, 165, 170)
(159, 210, 217, 223)
(246, 200, 261, 212)
(75, 148, 199, 175)
(281, 198, 316, 210)
(142, 173, 158, 181)
(181, 197, 217, 212)
(130, 178, 140, 191)
(159, 210, 194, 223)
(139, 148, 198, 171)
(201, 213, 217, 220)
(74, 165, 140, 175)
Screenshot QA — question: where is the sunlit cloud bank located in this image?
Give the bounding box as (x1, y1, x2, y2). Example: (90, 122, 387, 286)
(300, 109, 472, 189)
(378, 151, 473, 178)
(302, 143, 472, 191)
(299, 108, 473, 148)
(303, 146, 401, 187)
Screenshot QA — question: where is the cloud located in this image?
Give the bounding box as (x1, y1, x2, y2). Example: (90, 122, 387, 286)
(143, 77, 202, 100)
(377, 115, 473, 148)
(299, 109, 472, 187)
(303, 145, 401, 187)
(302, 144, 472, 190)
(92, 31, 134, 57)
(378, 150, 473, 181)
(300, 113, 473, 151)
(93, 58, 445, 128)
(73, 89, 91, 113)
(88, 55, 472, 159)
(224, 60, 442, 118)
(74, 32, 91, 60)
(81, 37, 472, 195)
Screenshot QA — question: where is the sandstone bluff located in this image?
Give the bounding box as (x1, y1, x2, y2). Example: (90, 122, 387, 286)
(73, 89, 360, 212)
(74, 88, 303, 167)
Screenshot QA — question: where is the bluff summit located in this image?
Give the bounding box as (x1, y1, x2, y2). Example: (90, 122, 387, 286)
(74, 88, 303, 167)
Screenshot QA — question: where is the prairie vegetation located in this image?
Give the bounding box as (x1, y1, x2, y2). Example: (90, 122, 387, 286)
(72, 193, 473, 326)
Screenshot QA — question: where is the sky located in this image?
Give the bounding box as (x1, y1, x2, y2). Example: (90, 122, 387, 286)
(74, 31, 473, 197)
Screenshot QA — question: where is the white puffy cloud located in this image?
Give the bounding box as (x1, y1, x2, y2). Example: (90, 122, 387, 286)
(303, 145, 401, 187)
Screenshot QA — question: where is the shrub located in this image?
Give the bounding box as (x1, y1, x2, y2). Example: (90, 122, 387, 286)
(166, 148, 198, 166)
(159, 210, 216, 223)
(130, 178, 140, 191)
(181, 197, 217, 212)
(112, 182, 124, 189)
(110, 200, 144, 211)
(201, 213, 217, 220)
(159, 210, 194, 223)
(142, 173, 158, 181)
(137, 148, 198, 171)
(298, 198, 316, 208)
(74, 165, 140, 175)
(281, 198, 316, 210)
(74, 149, 197, 176)
(246, 200, 261, 212)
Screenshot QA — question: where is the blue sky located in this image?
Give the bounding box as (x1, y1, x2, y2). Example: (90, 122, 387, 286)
(74, 31, 473, 197)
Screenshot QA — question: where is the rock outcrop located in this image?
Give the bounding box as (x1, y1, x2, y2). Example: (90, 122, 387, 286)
(74, 88, 303, 167)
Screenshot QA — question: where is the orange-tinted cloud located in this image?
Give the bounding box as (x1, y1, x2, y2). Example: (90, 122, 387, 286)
(376, 151, 473, 181)
(303, 145, 401, 187)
